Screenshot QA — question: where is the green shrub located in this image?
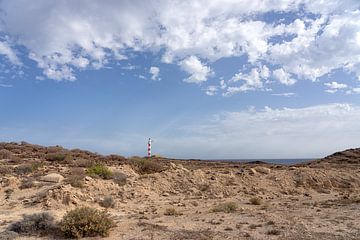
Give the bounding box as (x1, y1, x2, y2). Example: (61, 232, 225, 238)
(112, 171, 127, 186)
(9, 212, 56, 236)
(130, 157, 164, 174)
(211, 202, 238, 213)
(60, 206, 115, 238)
(86, 164, 113, 179)
(99, 196, 115, 208)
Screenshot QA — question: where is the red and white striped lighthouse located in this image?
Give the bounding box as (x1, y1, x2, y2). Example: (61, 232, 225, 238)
(147, 138, 152, 158)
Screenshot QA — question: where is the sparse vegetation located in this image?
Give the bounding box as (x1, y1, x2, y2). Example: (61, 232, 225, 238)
(130, 157, 164, 174)
(249, 197, 262, 205)
(66, 168, 86, 188)
(19, 178, 35, 189)
(46, 152, 68, 161)
(5, 188, 14, 200)
(60, 206, 115, 238)
(0, 149, 13, 159)
(15, 163, 42, 175)
(164, 208, 182, 216)
(9, 212, 56, 236)
(112, 171, 127, 186)
(99, 196, 115, 208)
(267, 229, 281, 235)
(86, 163, 113, 179)
(211, 202, 238, 213)
(0, 165, 12, 175)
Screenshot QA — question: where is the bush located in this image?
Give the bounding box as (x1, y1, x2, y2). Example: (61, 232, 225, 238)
(46, 152, 68, 161)
(249, 197, 262, 205)
(211, 202, 238, 213)
(86, 164, 113, 179)
(9, 212, 56, 236)
(74, 158, 95, 168)
(112, 171, 127, 186)
(15, 163, 41, 175)
(0, 165, 12, 175)
(66, 168, 85, 188)
(99, 196, 115, 208)
(60, 206, 115, 238)
(164, 208, 182, 216)
(19, 178, 35, 189)
(0, 149, 14, 160)
(130, 157, 164, 174)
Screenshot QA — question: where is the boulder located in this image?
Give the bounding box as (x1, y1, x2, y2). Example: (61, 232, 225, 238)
(254, 166, 271, 174)
(41, 173, 64, 183)
(249, 168, 257, 175)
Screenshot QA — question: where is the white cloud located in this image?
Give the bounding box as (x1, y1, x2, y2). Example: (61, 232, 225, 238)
(149, 66, 160, 80)
(205, 85, 218, 96)
(271, 92, 296, 97)
(0, 0, 359, 89)
(163, 103, 360, 158)
(0, 41, 21, 65)
(224, 65, 270, 95)
(324, 81, 347, 89)
(273, 68, 296, 86)
(179, 56, 212, 83)
(0, 83, 13, 87)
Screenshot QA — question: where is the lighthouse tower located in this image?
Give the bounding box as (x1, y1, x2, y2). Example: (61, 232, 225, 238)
(147, 138, 152, 158)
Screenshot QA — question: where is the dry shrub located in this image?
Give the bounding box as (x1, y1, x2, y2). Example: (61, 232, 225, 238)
(46, 152, 68, 162)
(66, 168, 85, 188)
(211, 202, 238, 213)
(0, 230, 19, 240)
(99, 196, 115, 208)
(164, 208, 182, 216)
(19, 178, 35, 189)
(5, 188, 14, 200)
(9, 212, 56, 236)
(0, 149, 13, 159)
(249, 197, 262, 205)
(130, 157, 164, 174)
(267, 229, 281, 235)
(86, 163, 113, 179)
(74, 158, 95, 168)
(112, 171, 127, 186)
(60, 206, 115, 238)
(15, 162, 42, 175)
(0, 165, 12, 175)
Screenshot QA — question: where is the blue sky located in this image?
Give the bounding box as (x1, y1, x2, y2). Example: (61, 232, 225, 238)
(1, 0, 360, 159)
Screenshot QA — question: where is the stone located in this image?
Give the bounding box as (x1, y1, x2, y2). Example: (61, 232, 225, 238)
(254, 166, 271, 174)
(40, 173, 64, 183)
(249, 168, 257, 175)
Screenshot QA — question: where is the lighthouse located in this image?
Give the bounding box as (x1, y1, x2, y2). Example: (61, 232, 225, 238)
(147, 138, 152, 158)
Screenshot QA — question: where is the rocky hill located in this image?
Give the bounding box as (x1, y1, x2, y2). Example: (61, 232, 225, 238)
(0, 142, 359, 239)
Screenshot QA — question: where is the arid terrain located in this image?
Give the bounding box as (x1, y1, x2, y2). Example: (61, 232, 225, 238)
(0, 142, 360, 239)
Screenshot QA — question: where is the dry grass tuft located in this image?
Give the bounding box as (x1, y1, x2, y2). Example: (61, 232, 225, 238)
(249, 197, 262, 205)
(211, 202, 238, 213)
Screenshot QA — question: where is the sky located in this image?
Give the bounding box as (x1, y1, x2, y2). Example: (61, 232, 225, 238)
(0, 0, 360, 159)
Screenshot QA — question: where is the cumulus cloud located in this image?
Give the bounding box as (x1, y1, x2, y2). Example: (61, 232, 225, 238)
(180, 56, 212, 83)
(205, 86, 218, 96)
(273, 68, 296, 86)
(149, 66, 160, 80)
(158, 103, 360, 158)
(0, 0, 359, 91)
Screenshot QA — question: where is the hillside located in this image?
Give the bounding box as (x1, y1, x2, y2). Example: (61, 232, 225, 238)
(0, 142, 360, 239)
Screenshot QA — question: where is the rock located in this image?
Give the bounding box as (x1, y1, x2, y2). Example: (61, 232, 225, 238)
(249, 168, 257, 175)
(162, 192, 170, 197)
(84, 176, 93, 181)
(254, 166, 271, 174)
(40, 173, 64, 183)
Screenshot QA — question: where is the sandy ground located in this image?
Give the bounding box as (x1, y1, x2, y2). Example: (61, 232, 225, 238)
(1, 143, 360, 239)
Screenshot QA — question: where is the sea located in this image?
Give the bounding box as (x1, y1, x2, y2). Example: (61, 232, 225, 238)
(209, 158, 314, 165)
